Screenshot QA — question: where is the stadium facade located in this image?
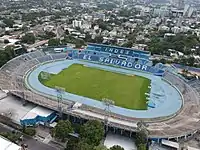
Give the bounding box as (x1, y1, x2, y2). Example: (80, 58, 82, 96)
(0, 44, 200, 142)
(71, 43, 165, 76)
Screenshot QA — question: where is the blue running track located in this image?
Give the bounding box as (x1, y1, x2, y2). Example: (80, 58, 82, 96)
(25, 60, 182, 118)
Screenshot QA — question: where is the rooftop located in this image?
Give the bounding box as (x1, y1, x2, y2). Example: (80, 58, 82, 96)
(88, 43, 150, 55)
(21, 106, 54, 120)
(0, 136, 21, 150)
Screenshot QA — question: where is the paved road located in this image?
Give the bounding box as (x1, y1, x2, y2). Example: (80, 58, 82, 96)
(0, 123, 58, 150)
(23, 136, 59, 150)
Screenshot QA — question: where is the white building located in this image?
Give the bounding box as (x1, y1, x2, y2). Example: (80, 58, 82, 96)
(149, 17, 162, 26)
(164, 33, 176, 38)
(93, 13, 106, 21)
(193, 29, 200, 37)
(171, 26, 181, 33)
(154, 6, 169, 17)
(72, 20, 82, 28)
(183, 4, 194, 18)
(81, 22, 91, 29)
(83, 15, 93, 21)
(140, 6, 151, 16)
(0, 136, 22, 150)
(94, 25, 99, 30)
(109, 29, 117, 37)
(171, 0, 184, 9)
(43, 25, 54, 32)
(180, 26, 191, 33)
(159, 25, 170, 31)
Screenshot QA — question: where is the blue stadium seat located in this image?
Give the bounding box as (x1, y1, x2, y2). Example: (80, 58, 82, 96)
(148, 101, 156, 108)
(71, 50, 164, 76)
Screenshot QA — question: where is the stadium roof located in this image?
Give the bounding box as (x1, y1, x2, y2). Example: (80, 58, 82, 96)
(161, 139, 179, 149)
(104, 133, 136, 150)
(0, 96, 36, 124)
(0, 136, 21, 150)
(88, 43, 150, 54)
(187, 146, 200, 150)
(173, 63, 200, 73)
(21, 106, 54, 120)
(161, 140, 200, 150)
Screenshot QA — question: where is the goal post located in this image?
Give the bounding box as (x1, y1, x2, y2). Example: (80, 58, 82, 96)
(40, 72, 50, 80)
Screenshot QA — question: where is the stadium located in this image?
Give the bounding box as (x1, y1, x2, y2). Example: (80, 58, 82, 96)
(0, 43, 200, 142)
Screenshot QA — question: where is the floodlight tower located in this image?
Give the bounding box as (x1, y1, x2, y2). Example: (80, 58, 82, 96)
(55, 86, 65, 119)
(102, 98, 114, 131)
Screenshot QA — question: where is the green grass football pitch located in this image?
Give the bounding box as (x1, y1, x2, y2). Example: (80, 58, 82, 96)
(39, 64, 150, 110)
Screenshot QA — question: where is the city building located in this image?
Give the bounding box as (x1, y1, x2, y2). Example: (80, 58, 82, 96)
(0, 136, 22, 150)
(171, 0, 185, 9)
(72, 20, 82, 28)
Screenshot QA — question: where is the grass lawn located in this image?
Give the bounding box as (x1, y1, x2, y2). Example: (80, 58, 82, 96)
(39, 64, 150, 110)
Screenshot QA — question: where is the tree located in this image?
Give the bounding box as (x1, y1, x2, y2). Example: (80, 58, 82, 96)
(0, 132, 21, 143)
(4, 39, 9, 44)
(118, 9, 132, 17)
(110, 38, 117, 45)
(75, 39, 85, 48)
(187, 57, 195, 66)
(137, 144, 146, 150)
(84, 33, 92, 42)
(65, 29, 69, 35)
(48, 38, 61, 46)
(61, 36, 71, 45)
(135, 121, 148, 150)
(80, 120, 104, 146)
(5, 46, 15, 59)
(44, 31, 56, 39)
(21, 33, 35, 44)
(66, 137, 79, 150)
(77, 141, 93, 150)
(152, 59, 160, 66)
(3, 18, 14, 28)
(94, 144, 108, 150)
(0, 51, 9, 67)
(75, 43, 82, 48)
(148, 32, 200, 56)
(110, 145, 124, 150)
(52, 120, 73, 142)
(21, 25, 29, 32)
(23, 127, 36, 136)
(0, 46, 15, 67)
(135, 129, 148, 150)
(97, 19, 111, 31)
(4, 31, 10, 35)
(93, 36, 103, 44)
(160, 58, 167, 64)
(121, 41, 133, 48)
